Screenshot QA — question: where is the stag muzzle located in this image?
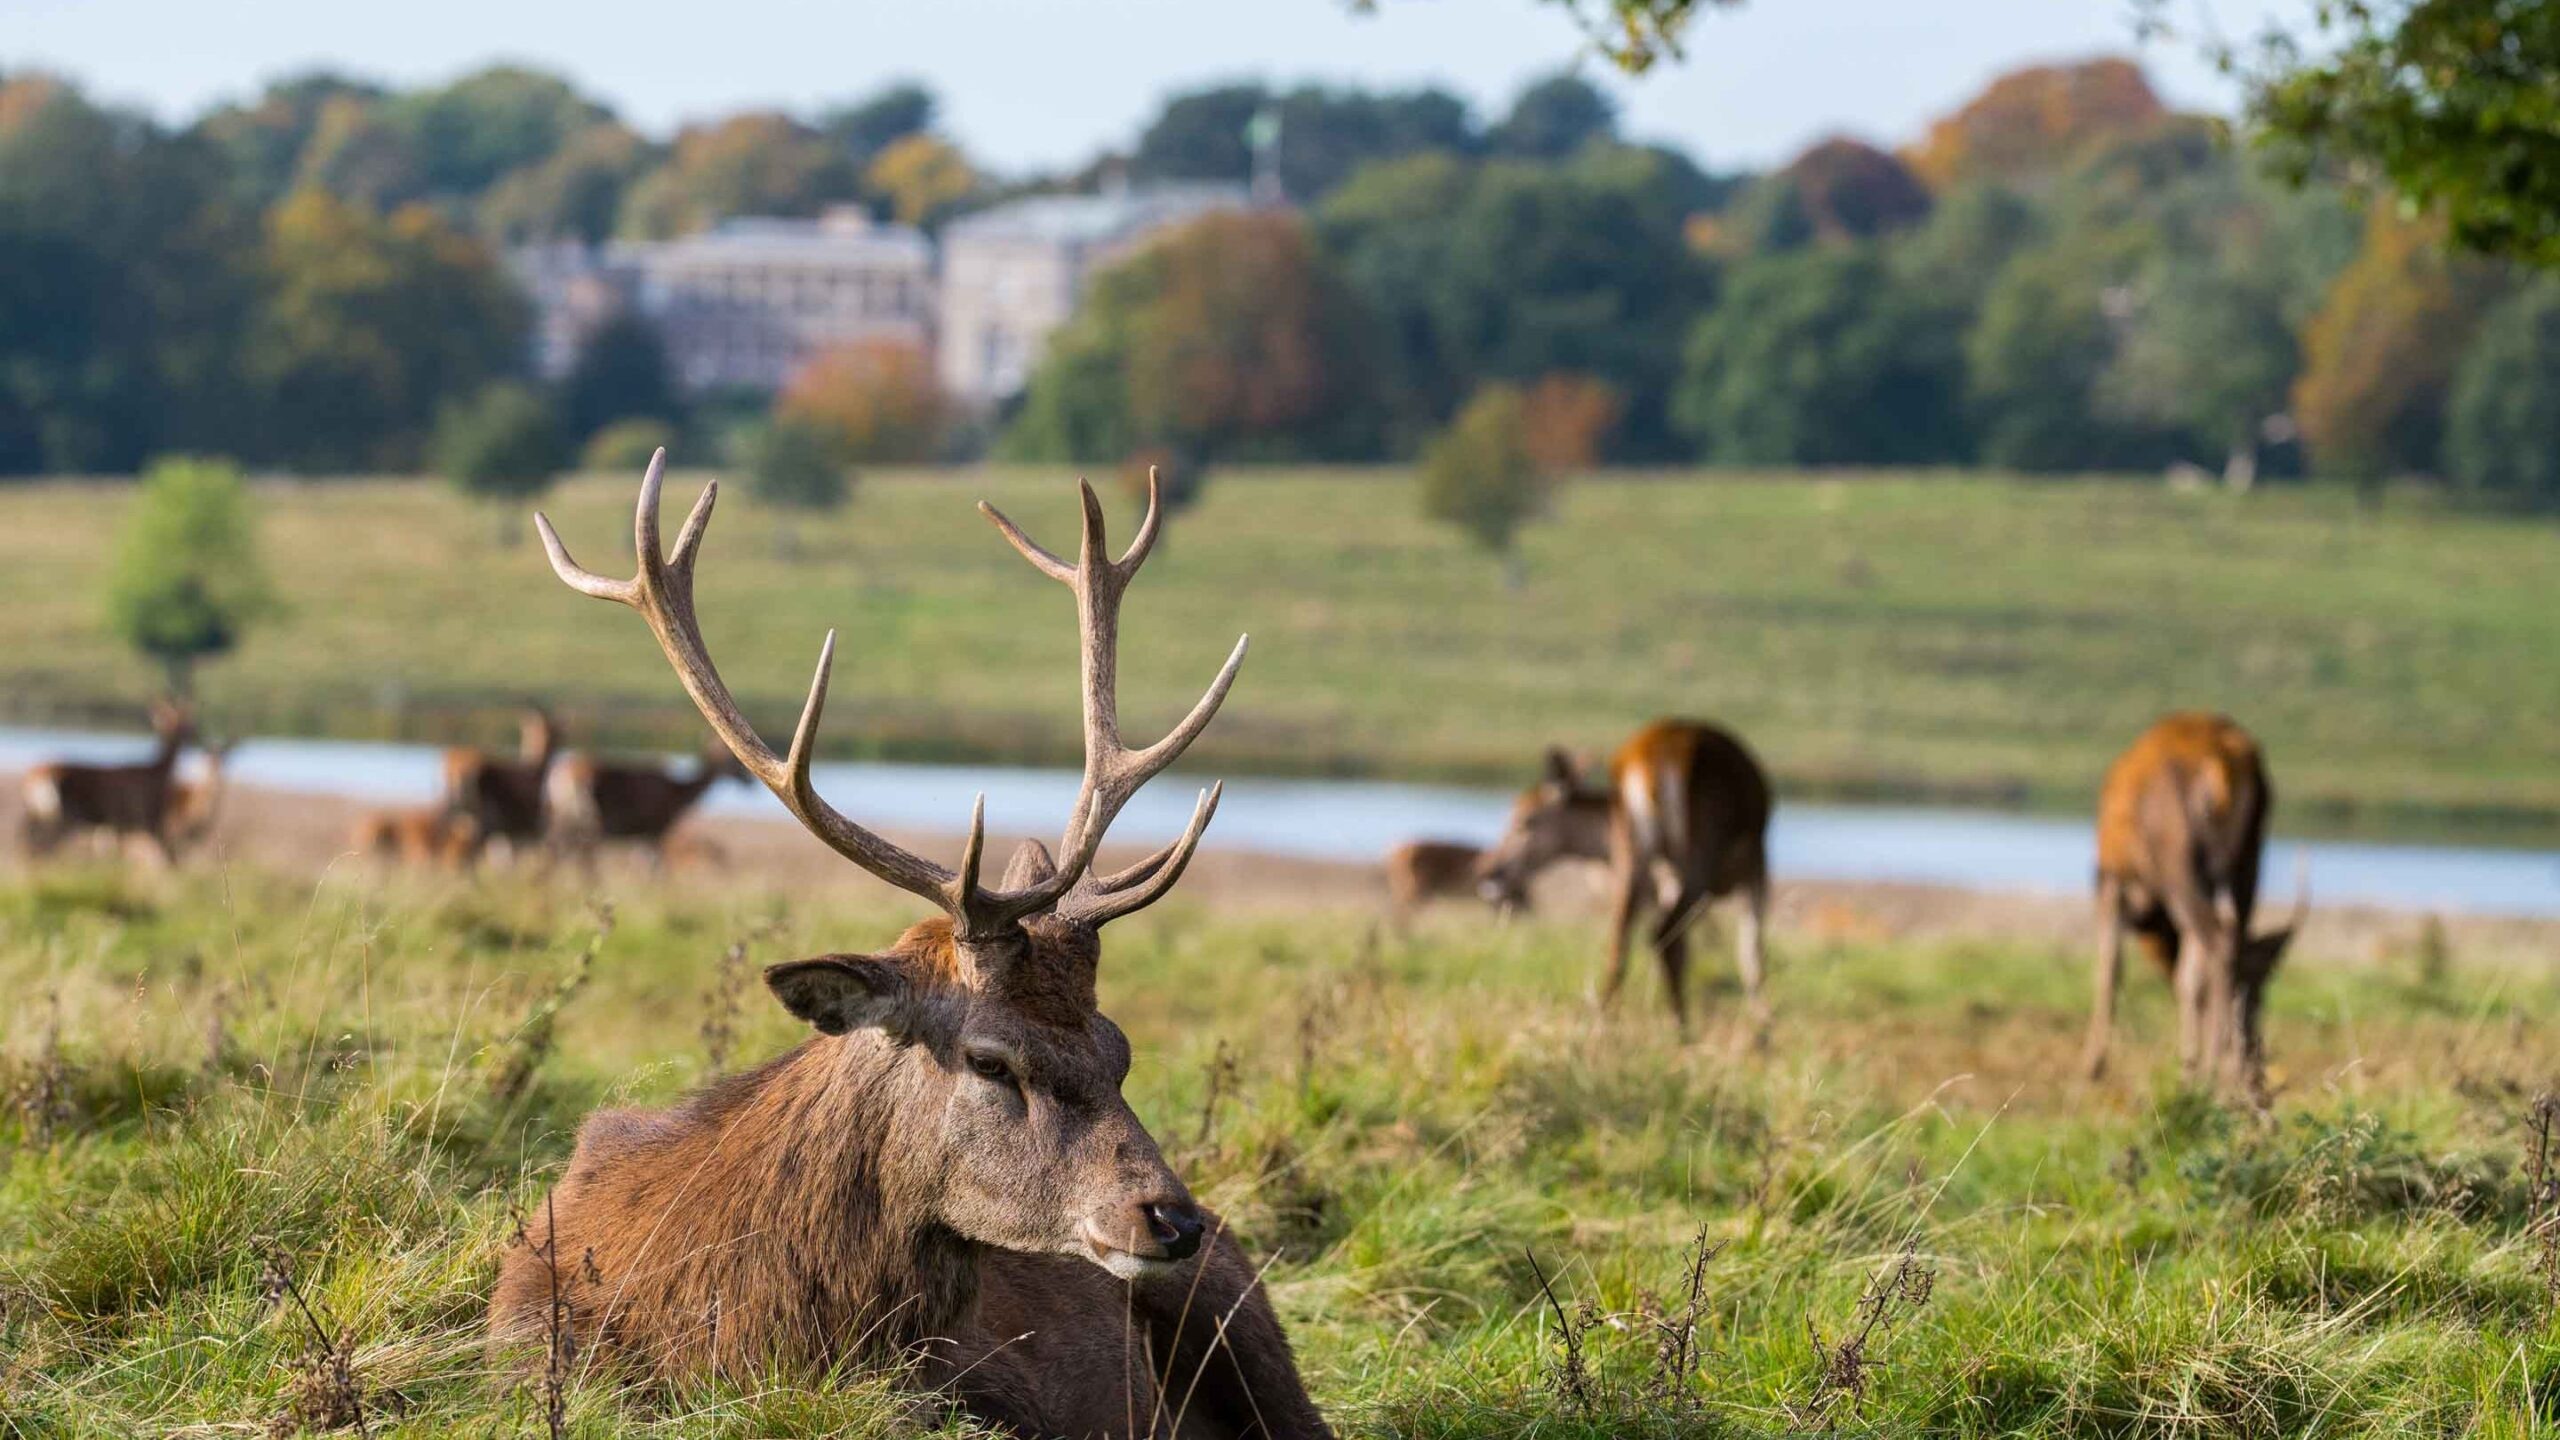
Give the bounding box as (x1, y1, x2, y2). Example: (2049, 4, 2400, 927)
(1081, 1194, 1205, 1276)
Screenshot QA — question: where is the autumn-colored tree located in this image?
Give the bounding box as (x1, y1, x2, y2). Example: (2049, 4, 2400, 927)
(863, 133, 978, 228)
(1420, 382, 1551, 586)
(1007, 210, 1383, 465)
(776, 339, 951, 463)
(2292, 209, 2501, 487)
(1718, 137, 1932, 254)
(618, 112, 856, 238)
(1905, 58, 2168, 191)
(1517, 373, 1623, 471)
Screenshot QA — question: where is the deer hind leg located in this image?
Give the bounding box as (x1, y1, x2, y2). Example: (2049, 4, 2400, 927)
(1655, 928, 1693, 1036)
(1600, 856, 1648, 1012)
(1736, 871, 1771, 1044)
(2082, 878, 2127, 1081)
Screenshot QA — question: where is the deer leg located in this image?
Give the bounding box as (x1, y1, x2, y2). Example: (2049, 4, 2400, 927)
(1599, 858, 1647, 1012)
(2081, 879, 2126, 1081)
(1737, 873, 1771, 1045)
(1656, 928, 1693, 1037)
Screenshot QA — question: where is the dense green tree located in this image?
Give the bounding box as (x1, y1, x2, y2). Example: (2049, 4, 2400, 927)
(1718, 138, 1932, 256)
(1891, 184, 2044, 313)
(478, 122, 651, 244)
(2445, 278, 2560, 505)
(741, 416, 850, 557)
(390, 66, 610, 200)
(104, 456, 273, 696)
(1129, 82, 1477, 201)
(619, 113, 858, 239)
(1675, 247, 1966, 464)
(1964, 238, 2160, 472)
(1487, 73, 1616, 160)
(2242, 0, 2560, 267)
(1419, 383, 1549, 585)
(560, 313, 680, 445)
(292, 93, 428, 210)
(435, 382, 567, 535)
(191, 72, 389, 211)
(246, 190, 528, 472)
(821, 82, 936, 169)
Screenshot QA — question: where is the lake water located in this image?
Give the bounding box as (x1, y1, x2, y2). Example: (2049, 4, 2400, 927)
(4, 725, 2556, 918)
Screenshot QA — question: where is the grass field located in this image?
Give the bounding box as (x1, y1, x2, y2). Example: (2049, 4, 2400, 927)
(3, 862, 2556, 1436)
(3, 469, 2557, 837)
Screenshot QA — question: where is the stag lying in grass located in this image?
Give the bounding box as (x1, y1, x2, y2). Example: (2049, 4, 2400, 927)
(490, 453, 1329, 1438)
(542, 741, 745, 874)
(2086, 711, 2306, 1098)
(19, 700, 197, 865)
(441, 707, 558, 862)
(1477, 720, 1773, 1034)
(1383, 839, 1516, 925)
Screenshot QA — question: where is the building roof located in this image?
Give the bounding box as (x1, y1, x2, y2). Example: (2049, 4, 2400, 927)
(944, 184, 1251, 248)
(640, 208, 932, 269)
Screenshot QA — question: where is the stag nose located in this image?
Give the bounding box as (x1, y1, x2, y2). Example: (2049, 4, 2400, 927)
(1144, 1200, 1204, 1261)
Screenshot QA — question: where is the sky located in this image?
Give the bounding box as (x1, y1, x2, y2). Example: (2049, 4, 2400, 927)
(7, 0, 2314, 174)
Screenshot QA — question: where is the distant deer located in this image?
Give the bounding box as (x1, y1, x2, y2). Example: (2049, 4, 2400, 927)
(2085, 712, 2306, 1097)
(542, 740, 747, 873)
(1383, 839, 1515, 924)
(351, 807, 484, 870)
(1478, 720, 1772, 1033)
(441, 706, 559, 860)
(491, 455, 1328, 1437)
(19, 700, 196, 864)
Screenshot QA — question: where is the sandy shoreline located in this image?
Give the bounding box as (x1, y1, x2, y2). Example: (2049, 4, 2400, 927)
(7, 775, 2553, 971)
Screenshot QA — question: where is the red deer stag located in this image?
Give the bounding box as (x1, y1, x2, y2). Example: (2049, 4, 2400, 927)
(2084, 712, 2305, 1098)
(441, 707, 559, 861)
(1477, 720, 1772, 1034)
(19, 701, 196, 864)
(1383, 839, 1516, 926)
(542, 740, 746, 873)
(492, 455, 1328, 1438)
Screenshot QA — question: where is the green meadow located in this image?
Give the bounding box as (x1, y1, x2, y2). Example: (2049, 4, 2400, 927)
(2, 469, 2556, 837)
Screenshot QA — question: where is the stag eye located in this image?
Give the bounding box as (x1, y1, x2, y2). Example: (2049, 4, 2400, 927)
(965, 1051, 1016, 1085)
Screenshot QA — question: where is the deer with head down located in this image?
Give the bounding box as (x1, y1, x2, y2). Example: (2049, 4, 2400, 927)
(489, 454, 1329, 1438)
(542, 739, 747, 874)
(1476, 720, 1772, 1035)
(19, 700, 197, 865)
(2084, 711, 2306, 1099)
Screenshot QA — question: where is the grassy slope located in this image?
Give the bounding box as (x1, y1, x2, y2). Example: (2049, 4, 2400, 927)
(2, 867, 2555, 1436)
(3, 469, 2557, 833)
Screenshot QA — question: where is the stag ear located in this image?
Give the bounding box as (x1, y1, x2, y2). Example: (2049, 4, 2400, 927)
(1541, 746, 1578, 788)
(1001, 838, 1059, 891)
(766, 955, 911, 1036)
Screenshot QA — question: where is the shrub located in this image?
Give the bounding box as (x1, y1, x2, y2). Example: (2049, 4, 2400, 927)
(104, 456, 273, 696)
(434, 382, 567, 527)
(578, 417, 677, 475)
(775, 339, 950, 464)
(1420, 383, 1549, 584)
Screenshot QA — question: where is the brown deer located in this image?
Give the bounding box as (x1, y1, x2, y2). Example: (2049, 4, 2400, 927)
(163, 737, 240, 855)
(441, 707, 559, 860)
(491, 455, 1328, 1438)
(1477, 720, 1772, 1033)
(2084, 712, 2306, 1097)
(1383, 839, 1515, 925)
(542, 740, 747, 872)
(351, 807, 484, 869)
(19, 700, 196, 864)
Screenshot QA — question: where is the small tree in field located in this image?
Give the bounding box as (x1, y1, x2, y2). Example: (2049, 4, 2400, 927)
(435, 382, 567, 543)
(741, 416, 850, 559)
(1421, 383, 1551, 587)
(105, 456, 273, 698)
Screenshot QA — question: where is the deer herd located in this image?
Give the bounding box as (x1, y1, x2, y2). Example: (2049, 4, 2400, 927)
(12, 450, 2335, 1435)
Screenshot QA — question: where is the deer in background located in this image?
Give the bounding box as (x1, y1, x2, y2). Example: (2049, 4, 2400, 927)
(440, 706, 559, 861)
(19, 700, 196, 864)
(2085, 712, 2306, 1098)
(1477, 719, 1773, 1035)
(1383, 839, 1518, 926)
(163, 737, 240, 855)
(542, 740, 747, 873)
(351, 807, 484, 870)
(492, 455, 1328, 1438)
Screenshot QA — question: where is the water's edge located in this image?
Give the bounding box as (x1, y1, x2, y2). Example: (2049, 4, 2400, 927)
(5, 726, 2555, 919)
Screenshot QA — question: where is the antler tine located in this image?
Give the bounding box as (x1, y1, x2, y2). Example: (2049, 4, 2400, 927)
(544, 451, 970, 921)
(1059, 783, 1223, 928)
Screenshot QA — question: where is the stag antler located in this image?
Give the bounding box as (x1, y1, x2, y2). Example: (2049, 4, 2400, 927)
(536, 451, 1244, 938)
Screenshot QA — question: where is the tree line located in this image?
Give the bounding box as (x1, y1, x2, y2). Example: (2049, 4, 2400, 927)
(4, 52, 2558, 510)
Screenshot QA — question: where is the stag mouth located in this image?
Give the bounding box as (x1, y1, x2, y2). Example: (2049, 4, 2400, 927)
(1077, 1224, 1184, 1280)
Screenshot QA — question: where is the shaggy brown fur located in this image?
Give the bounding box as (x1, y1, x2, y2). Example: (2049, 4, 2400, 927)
(2086, 712, 2303, 1097)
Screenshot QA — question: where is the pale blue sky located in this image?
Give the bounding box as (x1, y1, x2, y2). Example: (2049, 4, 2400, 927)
(7, 0, 2310, 174)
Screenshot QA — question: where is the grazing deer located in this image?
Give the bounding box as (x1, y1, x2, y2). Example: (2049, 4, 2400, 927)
(1383, 839, 1514, 924)
(442, 707, 560, 860)
(351, 807, 484, 869)
(2085, 712, 2305, 1097)
(1477, 720, 1772, 1033)
(542, 741, 747, 872)
(19, 700, 196, 864)
(491, 455, 1328, 1438)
